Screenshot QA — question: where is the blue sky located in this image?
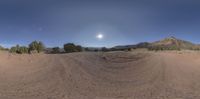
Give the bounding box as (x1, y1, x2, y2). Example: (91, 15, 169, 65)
(0, 0, 200, 48)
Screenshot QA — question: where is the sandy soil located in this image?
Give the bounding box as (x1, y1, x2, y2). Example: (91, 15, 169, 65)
(1, 51, 200, 99)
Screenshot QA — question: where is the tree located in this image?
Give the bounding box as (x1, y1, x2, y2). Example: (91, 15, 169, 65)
(0, 46, 4, 50)
(38, 41, 45, 53)
(76, 45, 82, 52)
(10, 46, 17, 53)
(29, 41, 45, 53)
(127, 48, 132, 51)
(101, 47, 108, 52)
(110, 48, 117, 51)
(10, 45, 29, 54)
(18, 46, 29, 54)
(63, 43, 82, 53)
(64, 43, 77, 53)
(84, 47, 89, 51)
(0, 46, 8, 51)
(16, 44, 20, 53)
(52, 47, 60, 53)
(94, 49, 98, 52)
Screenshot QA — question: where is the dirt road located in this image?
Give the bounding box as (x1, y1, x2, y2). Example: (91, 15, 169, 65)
(0, 51, 200, 99)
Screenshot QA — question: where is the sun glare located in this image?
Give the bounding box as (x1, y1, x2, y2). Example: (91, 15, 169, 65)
(96, 33, 104, 40)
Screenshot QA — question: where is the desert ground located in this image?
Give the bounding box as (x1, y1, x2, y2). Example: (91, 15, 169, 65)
(1, 51, 200, 99)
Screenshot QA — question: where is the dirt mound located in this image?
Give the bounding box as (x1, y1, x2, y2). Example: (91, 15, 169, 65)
(1, 51, 200, 99)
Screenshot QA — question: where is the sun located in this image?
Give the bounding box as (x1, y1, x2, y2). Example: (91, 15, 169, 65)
(96, 33, 104, 40)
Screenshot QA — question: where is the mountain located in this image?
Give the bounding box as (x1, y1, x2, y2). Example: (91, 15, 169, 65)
(151, 36, 199, 50)
(113, 36, 200, 50)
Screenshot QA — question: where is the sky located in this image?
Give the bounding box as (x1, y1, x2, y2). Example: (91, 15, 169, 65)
(0, 0, 200, 48)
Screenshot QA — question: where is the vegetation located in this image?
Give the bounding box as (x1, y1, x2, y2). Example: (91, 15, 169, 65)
(76, 45, 83, 52)
(10, 45, 29, 54)
(101, 47, 109, 52)
(18, 46, 29, 54)
(84, 47, 90, 51)
(8, 36, 200, 54)
(0, 46, 4, 50)
(148, 45, 181, 51)
(29, 41, 45, 53)
(52, 47, 60, 53)
(64, 43, 82, 53)
(9, 41, 45, 54)
(0, 46, 9, 51)
(136, 42, 150, 48)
